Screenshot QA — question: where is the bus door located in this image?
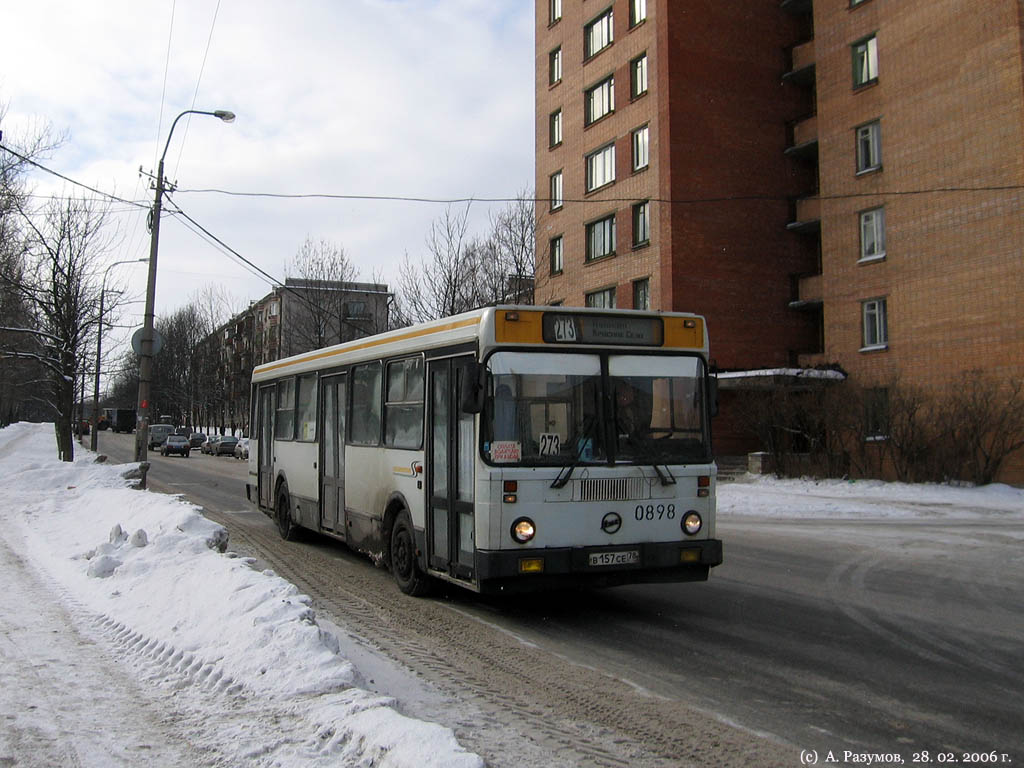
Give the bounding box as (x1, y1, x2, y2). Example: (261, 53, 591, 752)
(257, 384, 275, 509)
(319, 373, 346, 536)
(427, 356, 476, 581)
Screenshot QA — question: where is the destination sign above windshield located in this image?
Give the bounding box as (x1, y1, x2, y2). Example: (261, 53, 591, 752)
(542, 313, 664, 346)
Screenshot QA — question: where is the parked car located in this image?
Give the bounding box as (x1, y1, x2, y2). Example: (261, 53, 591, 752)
(189, 433, 207, 450)
(234, 437, 250, 460)
(148, 424, 174, 450)
(160, 434, 191, 457)
(215, 435, 239, 456)
(201, 435, 219, 454)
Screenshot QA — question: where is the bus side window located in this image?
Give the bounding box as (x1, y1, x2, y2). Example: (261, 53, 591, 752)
(350, 363, 382, 445)
(275, 378, 296, 440)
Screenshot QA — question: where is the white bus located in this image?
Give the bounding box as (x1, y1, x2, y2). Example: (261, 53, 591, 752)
(246, 306, 723, 595)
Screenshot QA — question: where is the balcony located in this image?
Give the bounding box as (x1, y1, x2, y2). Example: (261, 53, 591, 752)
(787, 196, 821, 233)
(783, 38, 815, 84)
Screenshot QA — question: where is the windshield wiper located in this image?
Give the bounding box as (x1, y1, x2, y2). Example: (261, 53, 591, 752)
(550, 414, 597, 489)
(621, 433, 677, 486)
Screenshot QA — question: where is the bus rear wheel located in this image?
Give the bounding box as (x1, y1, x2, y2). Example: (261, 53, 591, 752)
(390, 512, 431, 596)
(276, 486, 299, 541)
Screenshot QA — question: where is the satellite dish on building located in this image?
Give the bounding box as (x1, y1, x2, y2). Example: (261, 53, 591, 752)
(131, 327, 164, 356)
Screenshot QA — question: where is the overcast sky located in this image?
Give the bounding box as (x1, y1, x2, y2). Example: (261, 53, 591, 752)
(1, 0, 534, 351)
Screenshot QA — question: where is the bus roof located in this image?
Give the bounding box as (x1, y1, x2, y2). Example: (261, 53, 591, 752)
(251, 305, 708, 383)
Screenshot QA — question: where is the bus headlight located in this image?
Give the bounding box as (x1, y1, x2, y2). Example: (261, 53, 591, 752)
(511, 517, 536, 544)
(682, 512, 702, 536)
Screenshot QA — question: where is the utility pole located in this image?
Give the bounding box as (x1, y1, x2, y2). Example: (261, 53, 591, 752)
(134, 109, 235, 488)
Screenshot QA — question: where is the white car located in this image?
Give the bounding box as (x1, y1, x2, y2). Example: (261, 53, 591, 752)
(234, 437, 250, 460)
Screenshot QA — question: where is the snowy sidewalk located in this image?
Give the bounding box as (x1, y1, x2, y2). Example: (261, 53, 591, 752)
(0, 422, 482, 768)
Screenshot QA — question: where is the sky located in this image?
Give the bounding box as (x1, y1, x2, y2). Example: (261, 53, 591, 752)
(0, 0, 535, 357)
(2, 421, 1022, 765)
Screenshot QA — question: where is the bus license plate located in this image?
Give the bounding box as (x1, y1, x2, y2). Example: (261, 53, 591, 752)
(589, 550, 639, 567)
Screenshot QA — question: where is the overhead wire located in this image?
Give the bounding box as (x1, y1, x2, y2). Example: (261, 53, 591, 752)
(171, 0, 223, 181)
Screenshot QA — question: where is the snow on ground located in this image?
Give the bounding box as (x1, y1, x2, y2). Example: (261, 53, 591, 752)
(0, 421, 1021, 766)
(0, 422, 483, 768)
(719, 473, 1024, 520)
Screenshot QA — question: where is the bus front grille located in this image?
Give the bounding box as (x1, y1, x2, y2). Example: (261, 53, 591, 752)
(576, 477, 647, 502)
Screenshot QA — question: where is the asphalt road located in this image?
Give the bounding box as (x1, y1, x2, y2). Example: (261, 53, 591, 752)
(94, 430, 1024, 766)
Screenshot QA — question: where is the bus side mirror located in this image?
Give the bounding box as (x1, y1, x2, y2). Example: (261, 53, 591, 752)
(460, 362, 485, 414)
(709, 376, 719, 418)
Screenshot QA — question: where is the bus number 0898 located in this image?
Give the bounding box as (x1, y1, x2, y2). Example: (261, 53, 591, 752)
(635, 504, 676, 521)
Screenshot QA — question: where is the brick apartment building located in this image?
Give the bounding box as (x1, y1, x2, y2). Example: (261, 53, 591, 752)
(535, 0, 1024, 480)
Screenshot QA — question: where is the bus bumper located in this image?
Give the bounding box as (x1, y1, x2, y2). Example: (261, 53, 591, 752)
(474, 538, 723, 594)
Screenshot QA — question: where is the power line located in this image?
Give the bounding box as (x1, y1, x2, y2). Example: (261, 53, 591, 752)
(0, 143, 149, 210)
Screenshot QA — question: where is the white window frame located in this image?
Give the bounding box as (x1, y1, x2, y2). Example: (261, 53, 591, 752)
(550, 0, 562, 24)
(549, 109, 562, 148)
(549, 171, 563, 211)
(585, 286, 616, 308)
(630, 0, 647, 27)
(550, 235, 564, 275)
(585, 213, 617, 261)
(856, 120, 882, 173)
(631, 53, 648, 98)
(859, 207, 886, 262)
(632, 125, 649, 171)
(853, 34, 878, 88)
(861, 298, 888, 350)
(586, 143, 616, 192)
(549, 47, 562, 85)
(584, 8, 614, 59)
(585, 75, 615, 125)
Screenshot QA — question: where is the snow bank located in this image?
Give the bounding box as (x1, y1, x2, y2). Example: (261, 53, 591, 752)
(0, 422, 482, 768)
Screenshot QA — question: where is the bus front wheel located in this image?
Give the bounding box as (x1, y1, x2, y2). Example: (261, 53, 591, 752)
(390, 512, 431, 596)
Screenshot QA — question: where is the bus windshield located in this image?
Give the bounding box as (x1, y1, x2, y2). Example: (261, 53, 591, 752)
(482, 351, 711, 467)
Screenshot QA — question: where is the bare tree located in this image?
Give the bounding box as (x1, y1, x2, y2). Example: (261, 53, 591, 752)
(283, 236, 363, 352)
(397, 196, 537, 325)
(1, 102, 66, 425)
(0, 194, 114, 460)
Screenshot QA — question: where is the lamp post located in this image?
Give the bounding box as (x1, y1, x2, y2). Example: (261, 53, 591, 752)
(135, 109, 235, 486)
(91, 258, 148, 452)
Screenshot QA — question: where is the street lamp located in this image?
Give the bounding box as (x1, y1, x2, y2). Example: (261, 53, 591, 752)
(91, 258, 148, 452)
(135, 109, 235, 485)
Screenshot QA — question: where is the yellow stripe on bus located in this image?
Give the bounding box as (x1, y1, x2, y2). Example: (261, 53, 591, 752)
(254, 315, 481, 376)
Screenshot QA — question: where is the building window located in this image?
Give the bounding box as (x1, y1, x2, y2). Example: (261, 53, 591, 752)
(852, 34, 878, 88)
(633, 278, 650, 310)
(585, 143, 616, 192)
(584, 8, 614, 59)
(861, 298, 888, 350)
(549, 47, 562, 85)
(632, 125, 649, 170)
(586, 286, 616, 308)
(385, 357, 424, 450)
(585, 75, 615, 125)
(859, 207, 886, 261)
(549, 171, 563, 211)
(268, 301, 279, 317)
(549, 0, 562, 24)
(631, 53, 648, 98)
(586, 213, 617, 261)
(856, 120, 882, 173)
(632, 201, 650, 246)
(630, 0, 647, 27)
(549, 109, 562, 148)
(863, 387, 889, 440)
(550, 235, 564, 275)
